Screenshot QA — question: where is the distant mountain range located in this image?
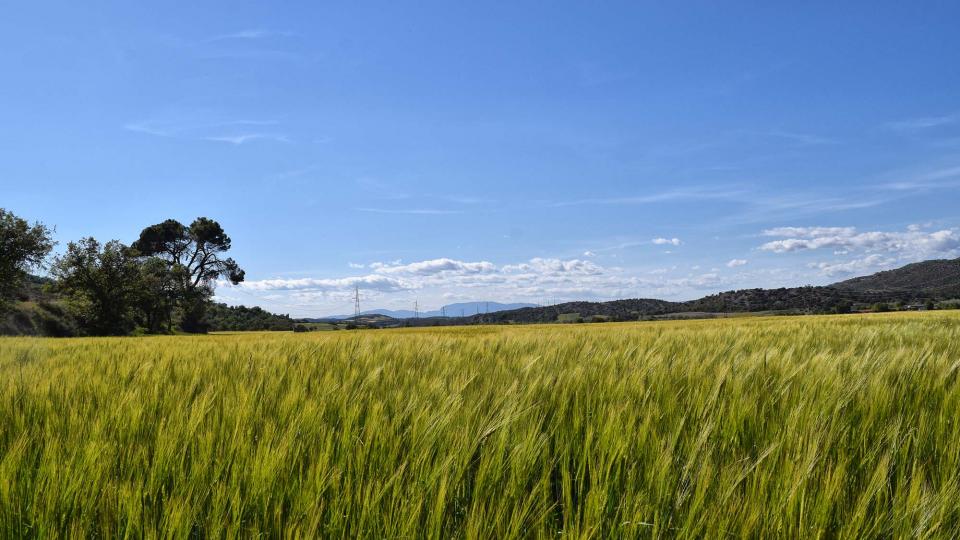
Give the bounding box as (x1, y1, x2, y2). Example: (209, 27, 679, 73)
(309, 301, 538, 321)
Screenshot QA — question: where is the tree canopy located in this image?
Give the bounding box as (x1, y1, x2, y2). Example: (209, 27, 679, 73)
(51, 238, 141, 335)
(0, 208, 54, 310)
(130, 217, 245, 332)
(133, 218, 245, 289)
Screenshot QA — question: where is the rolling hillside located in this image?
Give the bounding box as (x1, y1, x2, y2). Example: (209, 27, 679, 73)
(460, 258, 960, 324)
(832, 257, 960, 297)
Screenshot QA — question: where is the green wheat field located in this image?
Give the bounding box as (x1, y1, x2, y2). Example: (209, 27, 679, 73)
(2, 312, 959, 537)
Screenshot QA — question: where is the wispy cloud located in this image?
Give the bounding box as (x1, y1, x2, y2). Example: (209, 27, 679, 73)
(543, 187, 745, 208)
(125, 115, 290, 145)
(723, 193, 889, 225)
(886, 112, 960, 131)
(765, 130, 839, 146)
(355, 207, 463, 215)
(202, 29, 295, 43)
(879, 165, 960, 192)
(433, 194, 497, 205)
(203, 133, 291, 145)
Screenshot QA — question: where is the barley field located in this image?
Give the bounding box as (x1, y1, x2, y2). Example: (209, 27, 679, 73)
(2, 312, 960, 537)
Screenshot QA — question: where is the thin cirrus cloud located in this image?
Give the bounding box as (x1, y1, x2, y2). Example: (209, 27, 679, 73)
(879, 165, 960, 192)
(355, 208, 463, 215)
(886, 112, 960, 131)
(125, 117, 290, 145)
(542, 186, 745, 208)
(764, 130, 839, 146)
(542, 184, 890, 227)
(203, 134, 291, 145)
(202, 29, 296, 43)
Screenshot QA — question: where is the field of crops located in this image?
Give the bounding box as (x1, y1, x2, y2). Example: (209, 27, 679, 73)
(2, 312, 960, 537)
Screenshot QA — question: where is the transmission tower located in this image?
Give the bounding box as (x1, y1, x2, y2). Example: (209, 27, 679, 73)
(353, 284, 360, 320)
(414, 299, 419, 319)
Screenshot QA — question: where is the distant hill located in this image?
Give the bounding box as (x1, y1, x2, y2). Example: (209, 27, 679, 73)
(465, 299, 679, 325)
(205, 303, 295, 332)
(832, 258, 960, 298)
(456, 258, 960, 325)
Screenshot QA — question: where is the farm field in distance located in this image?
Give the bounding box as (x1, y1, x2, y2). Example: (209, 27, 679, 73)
(2, 312, 960, 537)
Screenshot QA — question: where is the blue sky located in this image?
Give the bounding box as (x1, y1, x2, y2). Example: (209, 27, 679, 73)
(2, 2, 959, 317)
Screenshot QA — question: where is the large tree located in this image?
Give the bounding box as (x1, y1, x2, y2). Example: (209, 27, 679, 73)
(51, 238, 141, 335)
(134, 257, 179, 333)
(0, 208, 54, 310)
(132, 217, 244, 332)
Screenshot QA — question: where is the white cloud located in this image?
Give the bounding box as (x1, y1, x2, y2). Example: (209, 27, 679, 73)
(348, 262, 365, 269)
(806, 255, 897, 277)
(219, 254, 748, 316)
(233, 274, 413, 292)
(502, 258, 603, 275)
(759, 226, 960, 256)
(652, 237, 682, 246)
(674, 273, 724, 289)
(762, 226, 857, 238)
(225, 247, 883, 317)
(372, 258, 496, 276)
(582, 250, 596, 257)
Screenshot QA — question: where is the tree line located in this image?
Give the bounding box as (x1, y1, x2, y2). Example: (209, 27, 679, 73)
(0, 208, 244, 335)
